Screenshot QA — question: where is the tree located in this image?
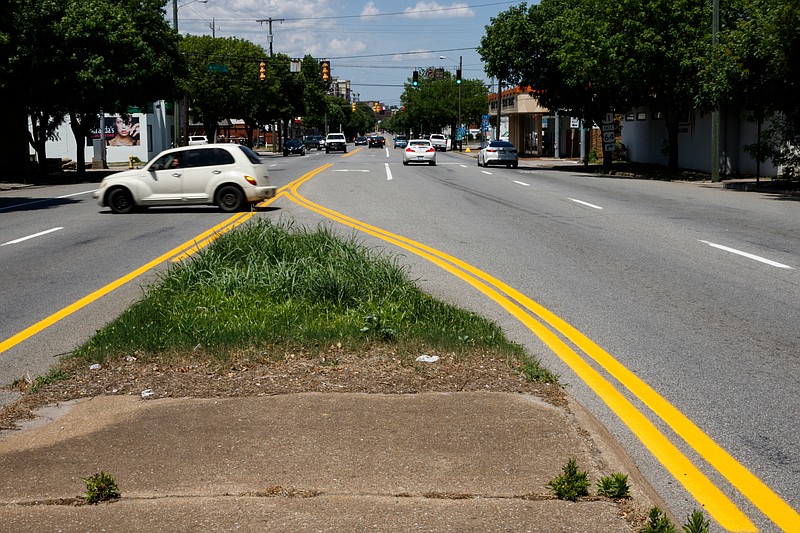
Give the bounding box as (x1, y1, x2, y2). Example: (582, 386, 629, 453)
(398, 69, 486, 135)
(479, 0, 713, 170)
(58, 0, 182, 173)
(180, 36, 270, 144)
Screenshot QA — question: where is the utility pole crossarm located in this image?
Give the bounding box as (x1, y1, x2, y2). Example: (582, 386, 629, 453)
(256, 18, 285, 57)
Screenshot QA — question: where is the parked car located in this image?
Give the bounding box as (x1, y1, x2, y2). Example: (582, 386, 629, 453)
(303, 135, 324, 150)
(283, 138, 306, 157)
(188, 135, 208, 145)
(393, 135, 408, 149)
(402, 139, 436, 166)
(429, 133, 447, 152)
(354, 136, 368, 146)
(477, 140, 519, 168)
(93, 144, 276, 214)
(325, 132, 347, 153)
(368, 135, 385, 148)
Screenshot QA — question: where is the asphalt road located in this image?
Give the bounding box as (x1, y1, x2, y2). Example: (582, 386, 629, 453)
(1, 143, 798, 531)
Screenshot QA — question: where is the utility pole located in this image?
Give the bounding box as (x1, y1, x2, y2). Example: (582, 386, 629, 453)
(711, 0, 720, 181)
(458, 55, 462, 151)
(495, 80, 502, 141)
(209, 18, 216, 38)
(256, 18, 284, 58)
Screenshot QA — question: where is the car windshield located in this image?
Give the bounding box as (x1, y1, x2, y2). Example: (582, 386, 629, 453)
(490, 141, 515, 148)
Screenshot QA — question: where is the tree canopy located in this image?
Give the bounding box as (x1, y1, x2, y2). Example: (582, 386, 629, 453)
(479, 0, 800, 174)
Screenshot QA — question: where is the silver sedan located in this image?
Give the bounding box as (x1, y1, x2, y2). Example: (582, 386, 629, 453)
(477, 140, 518, 168)
(402, 139, 437, 166)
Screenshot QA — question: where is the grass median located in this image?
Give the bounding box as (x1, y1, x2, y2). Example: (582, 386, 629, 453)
(4, 219, 560, 428)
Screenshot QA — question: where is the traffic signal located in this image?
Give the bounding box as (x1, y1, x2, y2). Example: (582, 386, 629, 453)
(412, 70, 419, 87)
(258, 60, 267, 82)
(456, 69, 462, 84)
(352, 102, 356, 112)
(373, 102, 381, 114)
(320, 60, 330, 82)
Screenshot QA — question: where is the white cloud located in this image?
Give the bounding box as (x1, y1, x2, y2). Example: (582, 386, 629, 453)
(360, 1, 381, 17)
(403, 1, 474, 19)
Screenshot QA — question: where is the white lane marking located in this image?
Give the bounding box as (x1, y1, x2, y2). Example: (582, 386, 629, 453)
(385, 147, 390, 158)
(385, 163, 393, 181)
(569, 198, 603, 210)
(331, 169, 370, 172)
(699, 240, 793, 269)
(460, 164, 468, 168)
(0, 190, 96, 212)
(481, 171, 492, 175)
(514, 181, 530, 187)
(2, 227, 64, 246)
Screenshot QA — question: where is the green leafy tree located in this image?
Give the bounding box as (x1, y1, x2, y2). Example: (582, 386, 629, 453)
(180, 35, 268, 144)
(479, 0, 713, 170)
(59, 0, 182, 172)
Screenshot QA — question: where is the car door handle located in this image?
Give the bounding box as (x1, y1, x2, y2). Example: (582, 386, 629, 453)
(171, 172, 182, 177)
(212, 170, 221, 174)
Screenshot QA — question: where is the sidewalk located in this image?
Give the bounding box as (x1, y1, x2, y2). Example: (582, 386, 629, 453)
(0, 392, 662, 532)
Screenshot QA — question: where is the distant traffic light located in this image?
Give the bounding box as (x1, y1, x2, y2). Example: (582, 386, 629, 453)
(412, 70, 419, 87)
(258, 60, 267, 82)
(352, 102, 356, 112)
(456, 69, 462, 84)
(373, 102, 381, 114)
(320, 60, 330, 82)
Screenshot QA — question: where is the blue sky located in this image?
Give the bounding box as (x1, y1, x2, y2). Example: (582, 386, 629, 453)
(175, 0, 521, 107)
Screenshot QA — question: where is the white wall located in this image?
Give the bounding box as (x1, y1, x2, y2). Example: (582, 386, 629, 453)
(31, 101, 173, 165)
(621, 107, 779, 177)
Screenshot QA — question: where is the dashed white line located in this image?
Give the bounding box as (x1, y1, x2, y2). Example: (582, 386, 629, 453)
(385, 163, 393, 181)
(331, 169, 370, 172)
(2, 227, 64, 246)
(699, 240, 793, 269)
(481, 170, 492, 175)
(513, 180, 530, 187)
(460, 164, 468, 168)
(569, 198, 603, 210)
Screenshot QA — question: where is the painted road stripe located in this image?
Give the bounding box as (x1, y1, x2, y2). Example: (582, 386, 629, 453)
(385, 163, 393, 181)
(700, 240, 793, 269)
(481, 170, 492, 175)
(513, 181, 530, 187)
(282, 163, 800, 530)
(2, 227, 64, 246)
(0, 190, 95, 212)
(569, 198, 603, 210)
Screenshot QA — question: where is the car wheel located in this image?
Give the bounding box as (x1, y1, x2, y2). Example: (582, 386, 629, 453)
(326, 149, 330, 154)
(107, 187, 135, 214)
(512, 162, 518, 168)
(343, 148, 347, 153)
(283, 152, 288, 157)
(403, 160, 409, 166)
(216, 185, 245, 213)
(430, 161, 436, 166)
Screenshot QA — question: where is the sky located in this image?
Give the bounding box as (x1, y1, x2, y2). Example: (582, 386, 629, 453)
(173, 0, 522, 107)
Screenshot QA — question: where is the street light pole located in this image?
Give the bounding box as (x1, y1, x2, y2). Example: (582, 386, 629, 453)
(458, 55, 462, 151)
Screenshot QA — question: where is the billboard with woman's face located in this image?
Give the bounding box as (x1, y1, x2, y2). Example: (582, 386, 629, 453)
(89, 115, 141, 146)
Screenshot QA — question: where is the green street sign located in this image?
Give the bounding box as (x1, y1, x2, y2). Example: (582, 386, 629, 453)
(207, 63, 229, 72)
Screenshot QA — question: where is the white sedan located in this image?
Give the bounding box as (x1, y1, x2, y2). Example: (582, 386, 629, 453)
(402, 139, 437, 166)
(477, 140, 519, 168)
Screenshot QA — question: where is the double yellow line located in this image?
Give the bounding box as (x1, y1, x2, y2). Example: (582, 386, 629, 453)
(3, 162, 798, 531)
(280, 164, 798, 532)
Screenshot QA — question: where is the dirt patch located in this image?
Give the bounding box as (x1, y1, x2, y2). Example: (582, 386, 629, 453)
(0, 345, 565, 431)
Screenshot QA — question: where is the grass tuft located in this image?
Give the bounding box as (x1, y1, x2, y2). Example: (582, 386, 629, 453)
(596, 472, 631, 499)
(547, 457, 589, 501)
(82, 471, 120, 504)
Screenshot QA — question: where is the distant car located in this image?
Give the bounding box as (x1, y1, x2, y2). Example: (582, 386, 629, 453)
(477, 140, 519, 168)
(303, 135, 324, 150)
(354, 136, 368, 145)
(325, 132, 347, 153)
(283, 139, 306, 157)
(429, 134, 447, 152)
(393, 135, 408, 149)
(188, 135, 208, 145)
(368, 135, 385, 148)
(93, 144, 276, 213)
(402, 139, 436, 166)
